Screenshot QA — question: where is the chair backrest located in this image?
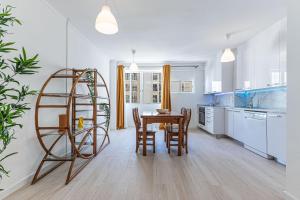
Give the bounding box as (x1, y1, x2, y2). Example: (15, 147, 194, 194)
(183, 108, 192, 133)
(132, 108, 141, 129)
(181, 108, 192, 133)
(181, 107, 187, 114)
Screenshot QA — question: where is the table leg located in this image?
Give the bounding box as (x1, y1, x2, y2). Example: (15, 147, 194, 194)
(178, 118, 183, 156)
(143, 118, 147, 156)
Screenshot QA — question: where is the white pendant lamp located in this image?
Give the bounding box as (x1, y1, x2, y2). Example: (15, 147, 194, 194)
(221, 48, 235, 63)
(221, 33, 235, 63)
(95, 5, 118, 35)
(129, 49, 138, 71)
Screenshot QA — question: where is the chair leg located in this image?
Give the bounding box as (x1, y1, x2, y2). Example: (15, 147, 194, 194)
(153, 134, 156, 153)
(135, 133, 139, 153)
(185, 134, 188, 154)
(167, 134, 171, 154)
(166, 130, 169, 148)
(164, 128, 166, 142)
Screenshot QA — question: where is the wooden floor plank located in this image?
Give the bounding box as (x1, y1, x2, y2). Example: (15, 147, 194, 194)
(5, 129, 286, 200)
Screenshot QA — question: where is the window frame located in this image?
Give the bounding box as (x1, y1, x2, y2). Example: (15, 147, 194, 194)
(125, 70, 162, 104)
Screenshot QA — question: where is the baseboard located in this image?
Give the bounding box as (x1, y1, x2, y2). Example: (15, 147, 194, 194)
(0, 171, 35, 199)
(243, 145, 272, 159)
(284, 191, 300, 200)
(0, 148, 71, 199)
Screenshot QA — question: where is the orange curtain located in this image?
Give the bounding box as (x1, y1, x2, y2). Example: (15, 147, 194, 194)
(160, 64, 171, 129)
(161, 64, 171, 111)
(116, 65, 125, 129)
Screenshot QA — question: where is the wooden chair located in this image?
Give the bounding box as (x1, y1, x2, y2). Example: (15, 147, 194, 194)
(132, 108, 156, 153)
(166, 108, 192, 154)
(164, 107, 186, 143)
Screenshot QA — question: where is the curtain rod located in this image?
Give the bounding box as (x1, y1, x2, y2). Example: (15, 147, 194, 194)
(121, 65, 200, 68)
(171, 65, 199, 68)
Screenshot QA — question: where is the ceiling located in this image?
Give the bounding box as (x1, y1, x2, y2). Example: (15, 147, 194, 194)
(47, 0, 287, 62)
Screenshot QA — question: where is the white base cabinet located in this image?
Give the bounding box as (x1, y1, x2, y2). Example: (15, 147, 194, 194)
(267, 113, 287, 165)
(233, 110, 245, 143)
(225, 109, 234, 138)
(199, 107, 225, 135)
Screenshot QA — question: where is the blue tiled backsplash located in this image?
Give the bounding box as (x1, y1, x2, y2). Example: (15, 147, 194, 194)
(213, 86, 287, 109)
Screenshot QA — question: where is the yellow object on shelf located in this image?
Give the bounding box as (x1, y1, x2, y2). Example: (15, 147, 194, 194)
(78, 117, 84, 130)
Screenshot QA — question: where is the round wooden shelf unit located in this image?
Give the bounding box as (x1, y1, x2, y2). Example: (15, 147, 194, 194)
(32, 68, 110, 185)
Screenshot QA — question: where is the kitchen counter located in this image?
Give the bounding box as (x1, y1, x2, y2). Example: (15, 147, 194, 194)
(197, 104, 286, 114)
(225, 107, 286, 114)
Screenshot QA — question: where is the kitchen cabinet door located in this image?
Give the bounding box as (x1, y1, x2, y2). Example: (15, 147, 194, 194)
(233, 110, 245, 142)
(236, 44, 253, 90)
(254, 21, 281, 88)
(279, 18, 287, 85)
(205, 64, 213, 93)
(236, 19, 286, 90)
(225, 109, 234, 138)
(267, 113, 287, 164)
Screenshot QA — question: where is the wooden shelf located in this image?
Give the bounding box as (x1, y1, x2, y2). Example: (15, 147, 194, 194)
(88, 84, 106, 87)
(38, 105, 67, 108)
(37, 127, 67, 130)
(40, 132, 65, 137)
(52, 75, 79, 78)
(75, 103, 109, 106)
(41, 93, 109, 100)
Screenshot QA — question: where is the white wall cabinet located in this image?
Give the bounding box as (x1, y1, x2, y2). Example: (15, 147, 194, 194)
(225, 109, 234, 138)
(205, 53, 234, 93)
(233, 110, 245, 142)
(236, 18, 287, 90)
(279, 18, 287, 85)
(205, 62, 213, 93)
(267, 113, 287, 165)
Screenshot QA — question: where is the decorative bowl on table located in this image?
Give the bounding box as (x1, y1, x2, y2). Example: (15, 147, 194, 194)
(156, 109, 169, 114)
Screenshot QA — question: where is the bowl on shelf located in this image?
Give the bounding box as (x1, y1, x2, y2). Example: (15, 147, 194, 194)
(156, 109, 169, 114)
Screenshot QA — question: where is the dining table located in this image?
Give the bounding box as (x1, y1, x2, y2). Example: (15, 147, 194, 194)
(141, 111, 184, 156)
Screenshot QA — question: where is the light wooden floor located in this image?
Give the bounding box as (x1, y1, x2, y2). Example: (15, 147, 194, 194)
(6, 129, 286, 200)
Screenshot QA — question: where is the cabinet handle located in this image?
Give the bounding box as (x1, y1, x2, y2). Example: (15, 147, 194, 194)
(269, 115, 282, 118)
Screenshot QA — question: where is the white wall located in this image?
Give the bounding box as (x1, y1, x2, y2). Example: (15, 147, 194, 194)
(286, 0, 300, 199)
(108, 60, 117, 130)
(0, 0, 109, 198)
(171, 69, 205, 128)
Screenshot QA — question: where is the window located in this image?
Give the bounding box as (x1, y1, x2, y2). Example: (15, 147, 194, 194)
(125, 72, 162, 104)
(171, 80, 193, 93)
(125, 73, 141, 103)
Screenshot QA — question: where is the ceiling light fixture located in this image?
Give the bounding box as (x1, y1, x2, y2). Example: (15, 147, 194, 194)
(95, 5, 118, 35)
(129, 49, 138, 71)
(221, 34, 235, 63)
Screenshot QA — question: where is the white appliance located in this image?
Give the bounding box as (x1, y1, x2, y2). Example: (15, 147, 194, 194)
(267, 113, 286, 165)
(243, 111, 268, 158)
(198, 106, 205, 126)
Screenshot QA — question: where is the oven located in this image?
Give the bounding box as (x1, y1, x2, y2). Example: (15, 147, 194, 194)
(198, 106, 205, 126)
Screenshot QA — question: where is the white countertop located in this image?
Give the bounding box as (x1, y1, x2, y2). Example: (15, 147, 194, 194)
(198, 104, 286, 114)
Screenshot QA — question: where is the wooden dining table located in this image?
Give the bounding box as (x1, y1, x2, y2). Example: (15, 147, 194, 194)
(141, 111, 184, 156)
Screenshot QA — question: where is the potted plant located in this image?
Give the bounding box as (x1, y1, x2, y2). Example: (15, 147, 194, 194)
(0, 4, 40, 187)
